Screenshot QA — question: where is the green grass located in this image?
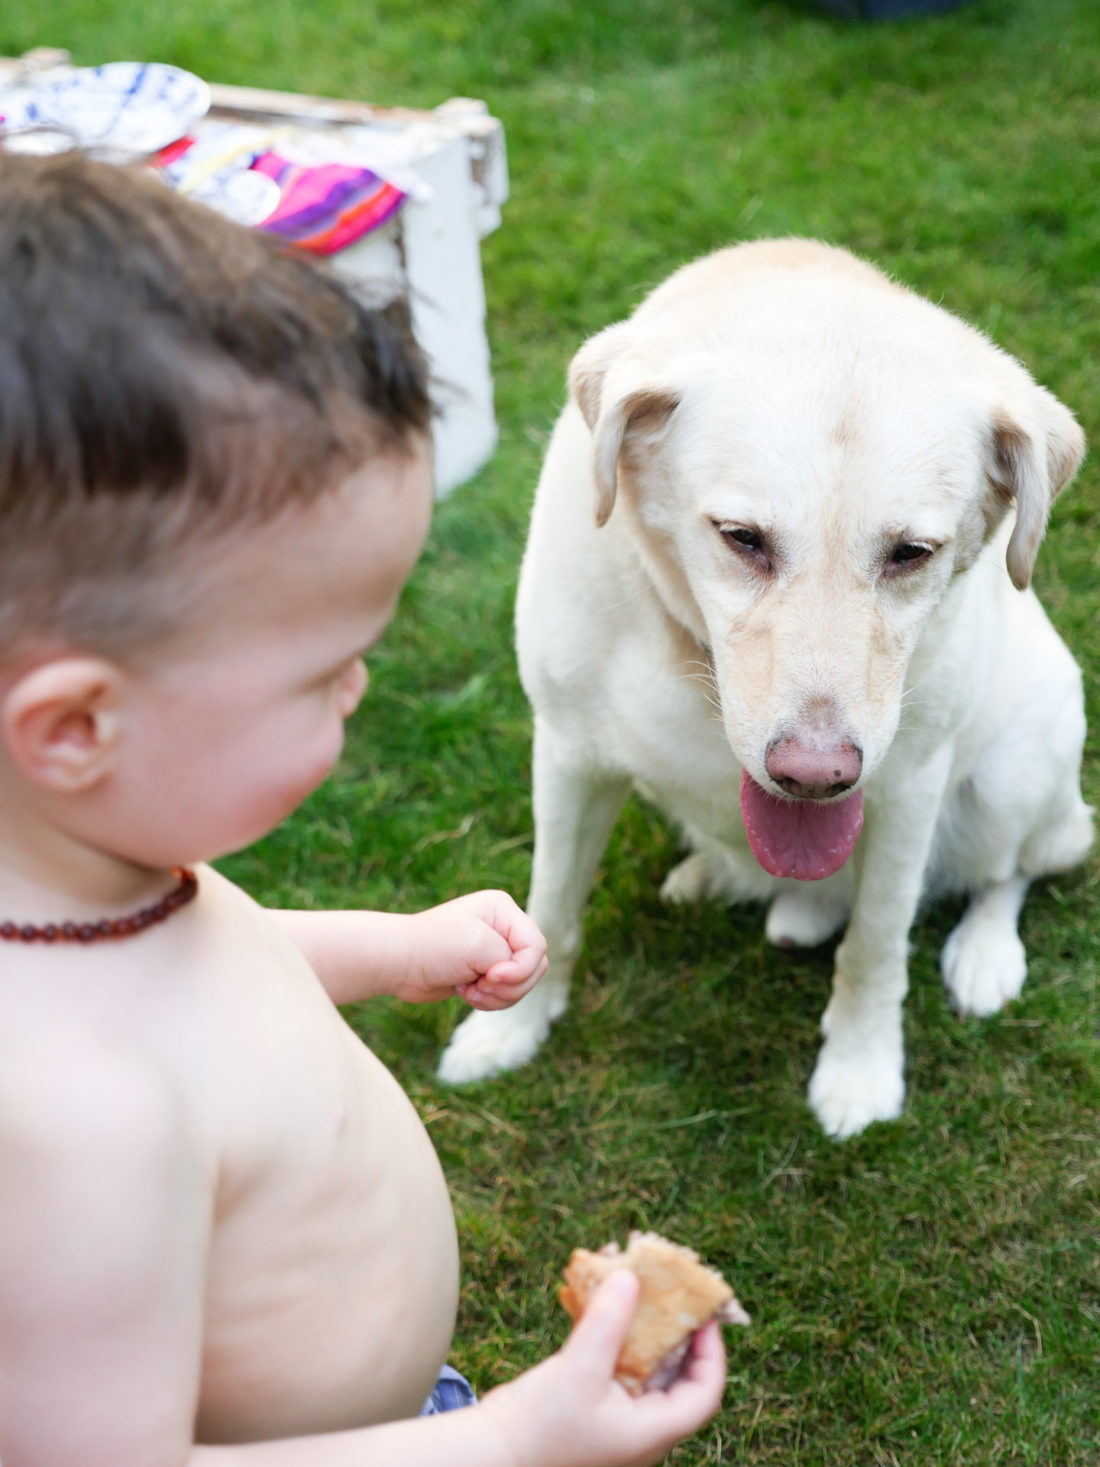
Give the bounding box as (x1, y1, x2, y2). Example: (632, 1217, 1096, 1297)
(7, 2, 1099, 1460)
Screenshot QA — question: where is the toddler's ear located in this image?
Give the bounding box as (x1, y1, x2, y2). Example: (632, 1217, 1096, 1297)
(1, 658, 125, 793)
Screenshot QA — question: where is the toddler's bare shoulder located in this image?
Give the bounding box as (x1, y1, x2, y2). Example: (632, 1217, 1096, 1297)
(0, 1024, 190, 1167)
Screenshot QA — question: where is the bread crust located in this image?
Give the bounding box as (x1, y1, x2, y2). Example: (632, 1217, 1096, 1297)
(559, 1231, 749, 1395)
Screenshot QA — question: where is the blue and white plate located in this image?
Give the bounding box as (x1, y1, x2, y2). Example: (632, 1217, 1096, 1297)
(1, 62, 211, 157)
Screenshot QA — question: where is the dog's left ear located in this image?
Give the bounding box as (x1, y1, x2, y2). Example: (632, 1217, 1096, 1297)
(987, 384, 1085, 590)
(570, 325, 679, 527)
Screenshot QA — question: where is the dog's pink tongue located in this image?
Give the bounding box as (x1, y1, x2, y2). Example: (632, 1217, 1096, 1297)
(740, 770, 863, 881)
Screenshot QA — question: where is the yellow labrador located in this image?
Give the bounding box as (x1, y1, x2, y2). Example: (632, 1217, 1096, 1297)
(439, 240, 1093, 1138)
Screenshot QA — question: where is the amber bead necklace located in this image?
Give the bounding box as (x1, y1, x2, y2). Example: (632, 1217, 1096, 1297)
(1, 867, 198, 944)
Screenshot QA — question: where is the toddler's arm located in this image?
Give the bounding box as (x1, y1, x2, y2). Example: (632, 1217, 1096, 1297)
(192, 1271, 727, 1467)
(268, 892, 548, 1009)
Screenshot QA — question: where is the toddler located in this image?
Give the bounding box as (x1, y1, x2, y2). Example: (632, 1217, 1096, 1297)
(0, 152, 725, 1466)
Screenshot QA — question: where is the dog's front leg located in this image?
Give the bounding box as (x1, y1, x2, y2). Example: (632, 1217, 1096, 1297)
(437, 720, 630, 1084)
(807, 747, 953, 1139)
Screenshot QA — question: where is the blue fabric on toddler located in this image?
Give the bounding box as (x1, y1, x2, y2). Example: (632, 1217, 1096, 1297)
(420, 1362, 477, 1415)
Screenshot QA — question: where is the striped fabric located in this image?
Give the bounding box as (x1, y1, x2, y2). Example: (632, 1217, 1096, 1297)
(251, 151, 406, 255)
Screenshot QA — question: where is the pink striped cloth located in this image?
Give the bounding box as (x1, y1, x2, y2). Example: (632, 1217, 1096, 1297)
(250, 151, 406, 254)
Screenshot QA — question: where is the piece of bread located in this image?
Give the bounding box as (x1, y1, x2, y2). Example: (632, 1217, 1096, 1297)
(559, 1231, 749, 1395)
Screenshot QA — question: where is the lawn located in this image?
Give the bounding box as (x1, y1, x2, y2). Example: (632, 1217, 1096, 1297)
(5, 2, 1098, 1461)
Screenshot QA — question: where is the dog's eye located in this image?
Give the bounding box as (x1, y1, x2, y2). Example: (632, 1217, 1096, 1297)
(886, 541, 934, 576)
(727, 527, 762, 550)
(716, 523, 772, 570)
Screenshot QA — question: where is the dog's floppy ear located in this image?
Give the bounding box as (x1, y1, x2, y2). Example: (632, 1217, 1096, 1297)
(569, 322, 630, 435)
(986, 385, 1085, 590)
(569, 325, 679, 527)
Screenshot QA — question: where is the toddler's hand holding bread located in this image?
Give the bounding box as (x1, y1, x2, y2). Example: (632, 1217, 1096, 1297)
(478, 1230, 743, 1467)
(559, 1231, 749, 1396)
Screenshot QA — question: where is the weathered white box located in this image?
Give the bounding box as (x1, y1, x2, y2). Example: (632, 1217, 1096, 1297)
(202, 81, 509, 497)
(0, 50, 509, 496)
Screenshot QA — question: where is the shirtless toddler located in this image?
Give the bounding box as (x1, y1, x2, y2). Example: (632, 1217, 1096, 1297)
(0, 152, 726, 1466)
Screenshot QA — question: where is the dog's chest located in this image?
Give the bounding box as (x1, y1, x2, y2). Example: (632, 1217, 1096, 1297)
(612, 662, 746, 841)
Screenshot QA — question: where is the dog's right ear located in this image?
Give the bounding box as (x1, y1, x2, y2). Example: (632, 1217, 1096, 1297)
(569, 325, 679, 527)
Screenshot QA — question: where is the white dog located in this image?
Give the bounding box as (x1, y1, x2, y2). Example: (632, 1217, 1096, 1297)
(439, 239, 1093, 1139)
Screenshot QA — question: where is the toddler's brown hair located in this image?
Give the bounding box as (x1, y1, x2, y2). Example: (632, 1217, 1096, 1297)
(0, 149, 431, 662)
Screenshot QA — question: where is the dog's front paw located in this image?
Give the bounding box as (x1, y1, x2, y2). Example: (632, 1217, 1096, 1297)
(941, 920, 1027, 1018)
(807, 1039, 905, 1140)
(437, 1004, 553, 1085)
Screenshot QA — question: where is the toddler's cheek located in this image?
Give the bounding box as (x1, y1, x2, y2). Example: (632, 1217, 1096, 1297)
(258, 730, 346, 831)
(290, 744, 344, 809)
